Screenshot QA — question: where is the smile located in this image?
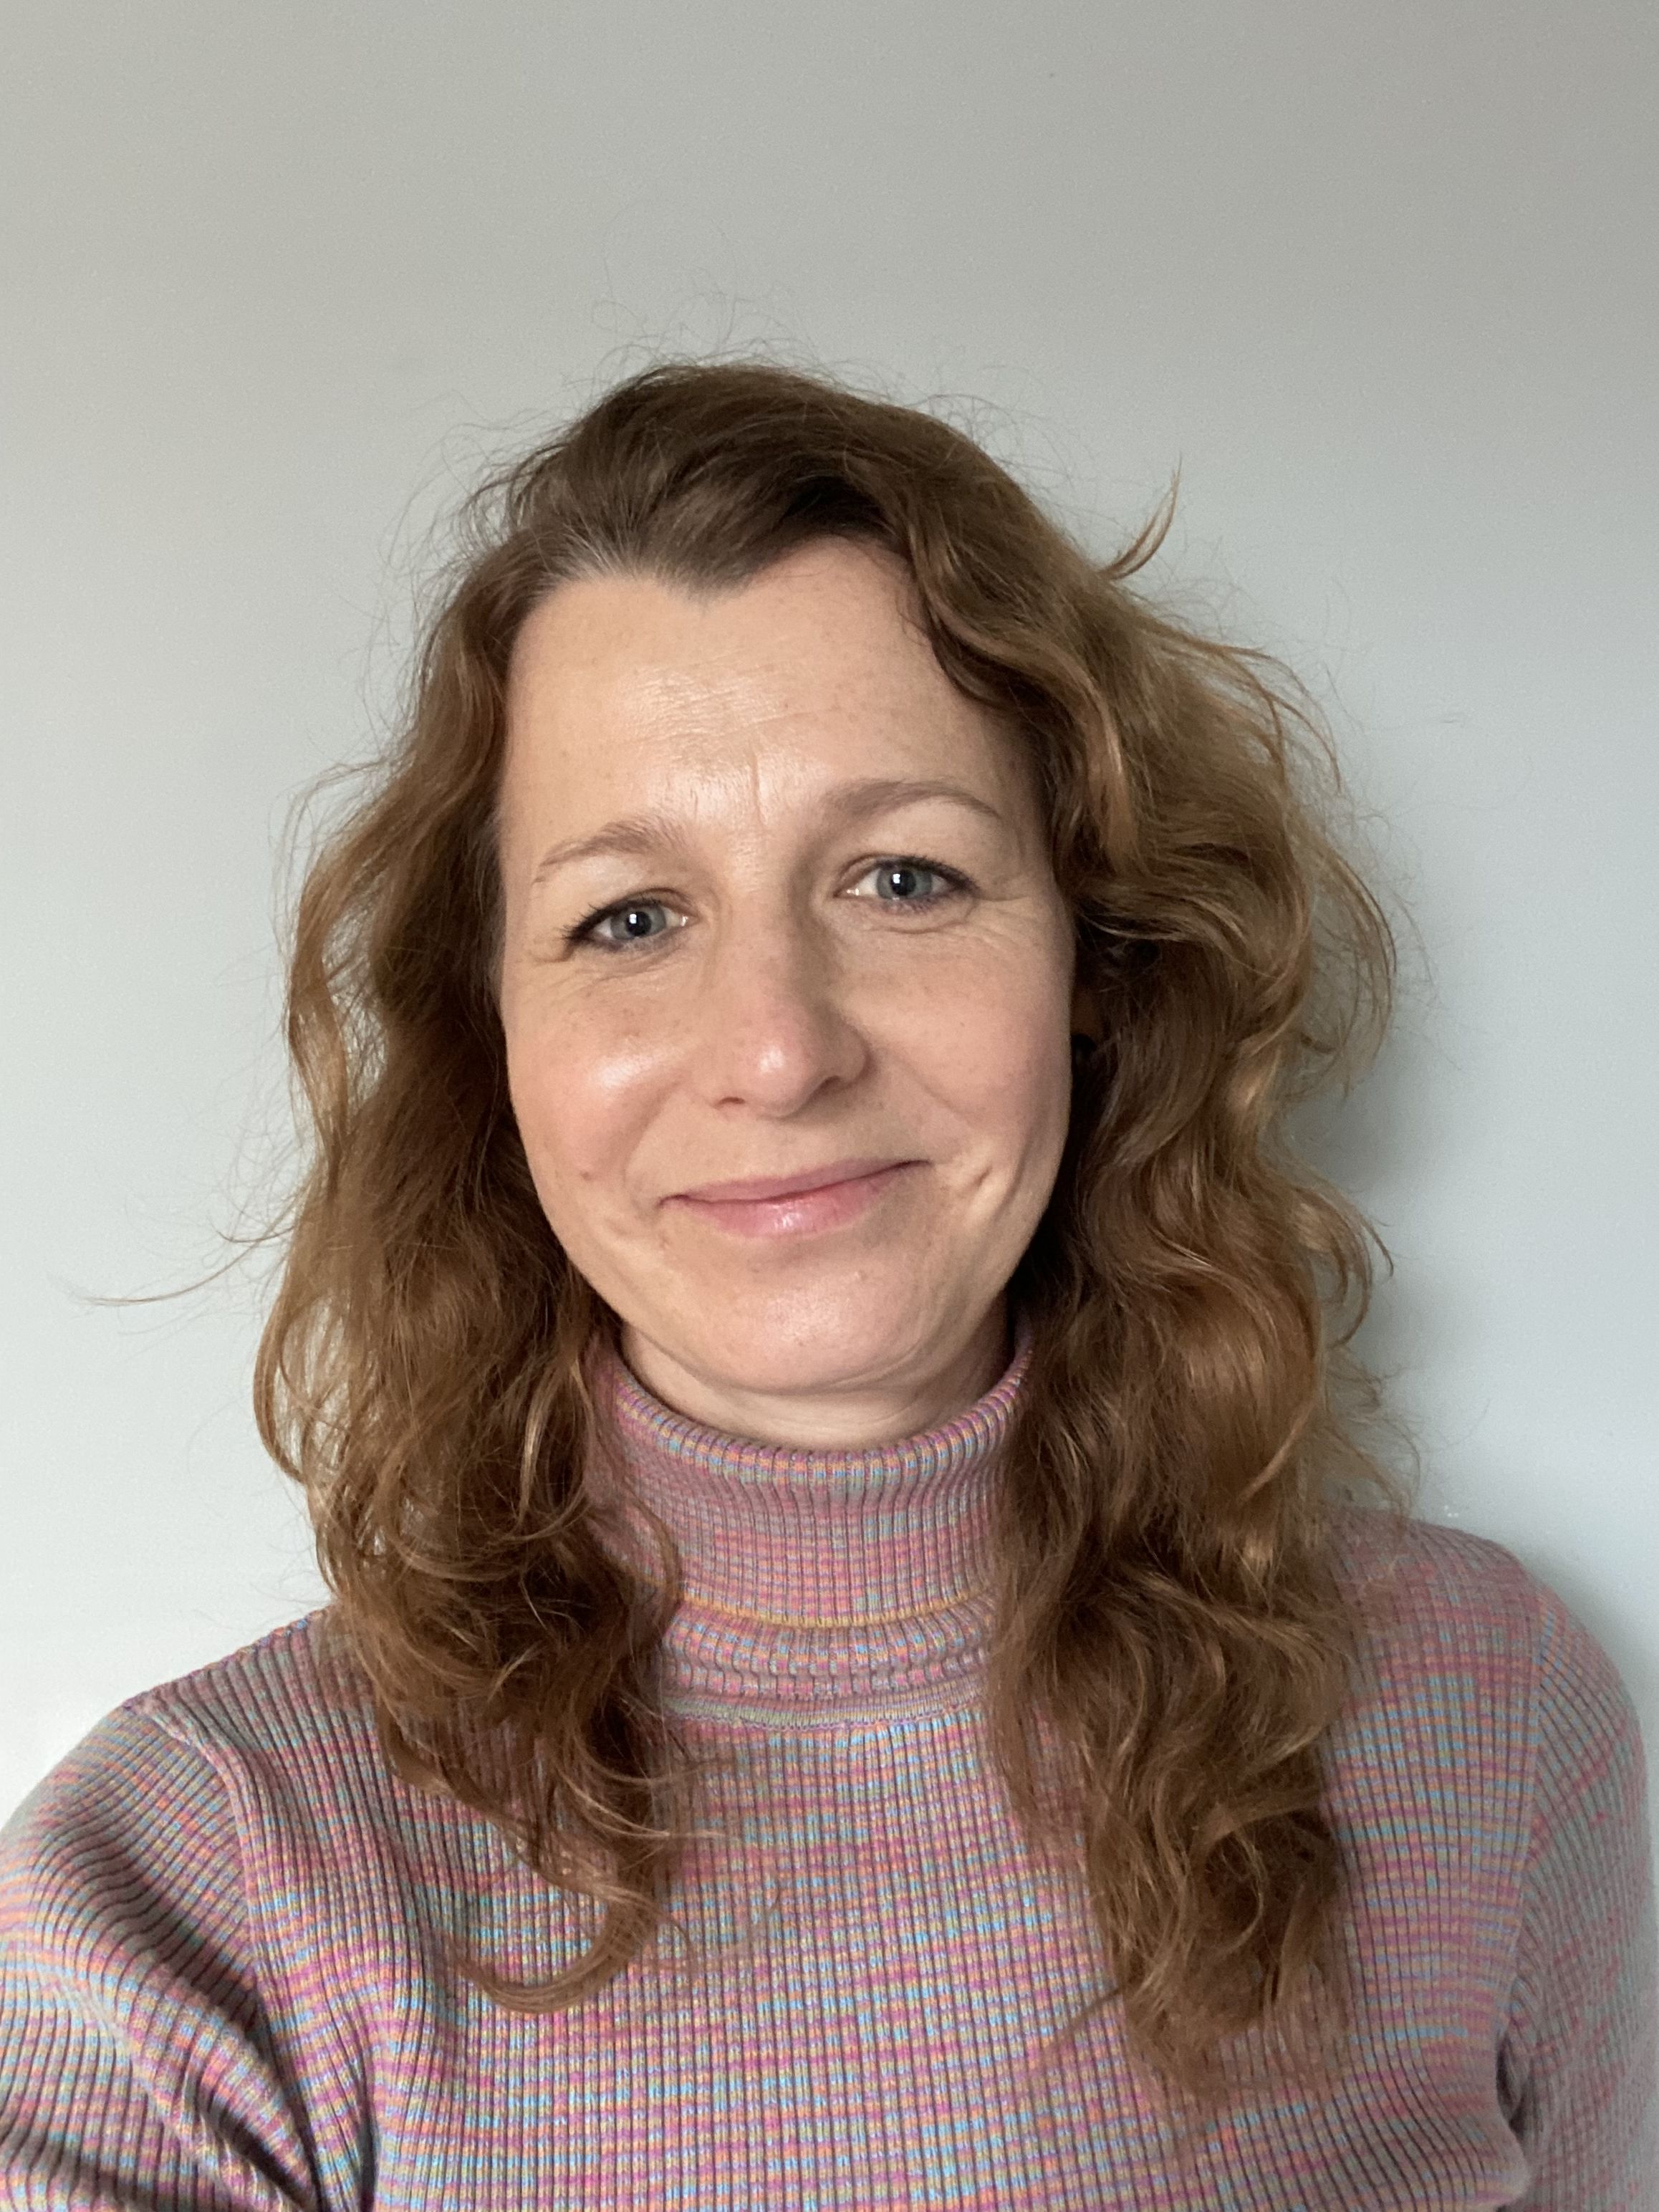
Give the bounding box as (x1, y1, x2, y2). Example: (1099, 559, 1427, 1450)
(664, 1160, 917, 1239)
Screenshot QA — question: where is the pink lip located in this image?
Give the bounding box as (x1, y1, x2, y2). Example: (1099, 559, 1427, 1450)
(671, 1155, 912, 1203)
(665, 1158, 918, 1241)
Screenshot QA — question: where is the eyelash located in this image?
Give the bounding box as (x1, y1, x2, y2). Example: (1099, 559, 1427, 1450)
(563, 855, 971, 953)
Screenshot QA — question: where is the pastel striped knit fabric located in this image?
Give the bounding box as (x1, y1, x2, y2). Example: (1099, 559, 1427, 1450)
(2, 1328, 1655, 2208)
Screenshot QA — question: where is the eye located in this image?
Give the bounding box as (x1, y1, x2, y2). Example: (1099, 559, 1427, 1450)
(564, 855, 970, 954)
(848, 857, 968, 910)
(566, 898, 684, 951)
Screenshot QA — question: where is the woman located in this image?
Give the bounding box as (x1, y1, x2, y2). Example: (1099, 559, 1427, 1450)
(1, 360, 1653, 2207)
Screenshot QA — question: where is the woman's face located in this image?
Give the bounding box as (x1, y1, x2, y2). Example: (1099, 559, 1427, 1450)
(496, 537, 1079, 1444)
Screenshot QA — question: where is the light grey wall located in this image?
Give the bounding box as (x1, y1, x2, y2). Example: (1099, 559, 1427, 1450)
(3, 0, 1654, 1830)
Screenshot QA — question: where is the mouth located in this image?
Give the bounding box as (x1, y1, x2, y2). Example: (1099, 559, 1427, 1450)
(663, 1158, 919, 1241)
(670, 1156, 913, 1204)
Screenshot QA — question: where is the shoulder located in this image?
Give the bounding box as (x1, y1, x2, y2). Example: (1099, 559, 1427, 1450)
(1332, 1501, 1547, 1637)
(0, 1621, 381, 2198)
(1, 1611, 379, 1958)
(125, 1605, 375, 1761)
(1329, 1502, 1639, 1726)
(1324, 1505, 1649, 1877)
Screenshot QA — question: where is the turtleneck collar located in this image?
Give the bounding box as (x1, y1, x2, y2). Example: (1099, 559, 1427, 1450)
(581, 1314, 1034, 1728)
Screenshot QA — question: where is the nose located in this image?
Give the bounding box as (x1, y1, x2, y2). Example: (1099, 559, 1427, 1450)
(688, 903, 870, 1116)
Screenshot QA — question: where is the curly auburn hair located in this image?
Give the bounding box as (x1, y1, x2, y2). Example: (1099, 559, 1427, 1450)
(254, 357, 1417, 2158)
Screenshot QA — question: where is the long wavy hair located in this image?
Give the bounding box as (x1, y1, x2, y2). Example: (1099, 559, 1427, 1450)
(255, 357, 1416, 2160)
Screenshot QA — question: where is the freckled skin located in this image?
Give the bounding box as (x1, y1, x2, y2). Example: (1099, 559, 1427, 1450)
(496, 539, 1087, 1448)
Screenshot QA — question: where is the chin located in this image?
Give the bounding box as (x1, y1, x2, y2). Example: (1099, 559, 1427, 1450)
(676, 1296, 941, 1398)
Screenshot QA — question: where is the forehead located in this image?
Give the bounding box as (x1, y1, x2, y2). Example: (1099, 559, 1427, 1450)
(500, 539, 1029, 826)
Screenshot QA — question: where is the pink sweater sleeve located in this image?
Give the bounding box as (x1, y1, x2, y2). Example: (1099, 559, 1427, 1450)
(0, 1706, 319, 2209)
(1498, 1577, 1658, 2206)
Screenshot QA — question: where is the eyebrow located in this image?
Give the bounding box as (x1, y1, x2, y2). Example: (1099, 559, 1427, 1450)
(527, 776, 1007, 887)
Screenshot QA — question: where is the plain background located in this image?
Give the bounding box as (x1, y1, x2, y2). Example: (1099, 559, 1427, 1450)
(2, 0, 1654, 1908)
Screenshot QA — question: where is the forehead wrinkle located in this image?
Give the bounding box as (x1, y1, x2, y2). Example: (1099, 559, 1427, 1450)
(524, 607, 941, 762)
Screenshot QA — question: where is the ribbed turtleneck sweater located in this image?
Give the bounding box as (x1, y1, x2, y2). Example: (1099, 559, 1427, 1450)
(1, 1329, 1654, 2208)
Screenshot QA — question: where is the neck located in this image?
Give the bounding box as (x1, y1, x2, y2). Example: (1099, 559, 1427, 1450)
(616, 1297, 1013, 1451)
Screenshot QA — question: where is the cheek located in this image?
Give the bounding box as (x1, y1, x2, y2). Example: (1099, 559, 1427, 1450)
(899, 963, 1072, 1161)
(504, 1000, 661, 1200)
